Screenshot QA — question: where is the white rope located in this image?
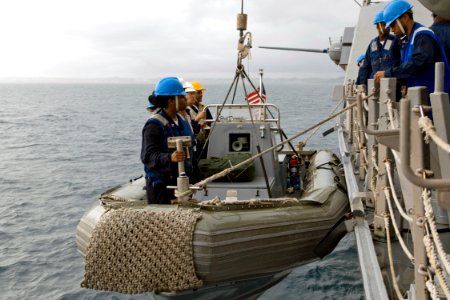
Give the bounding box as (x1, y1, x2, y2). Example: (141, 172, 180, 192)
(369, 145, 378, 195)
(422, 189, 450, 275)
(384, 161, 413, 223)
(426, 279, 439, 300)
(418, 116, 450, 154)
(371, 145, 379, 172)
(370, 172, 377, 197)
(383, 187, 414, 261)
(361, 146, 368, 165)
(363, 98, 369, 112)
(423, 231, 450, 298)
(386, 97, 399, 130)
(384, 213, 407, 300)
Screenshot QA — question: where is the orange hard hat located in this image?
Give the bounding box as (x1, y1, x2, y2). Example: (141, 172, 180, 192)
(190, 81, 206, 91)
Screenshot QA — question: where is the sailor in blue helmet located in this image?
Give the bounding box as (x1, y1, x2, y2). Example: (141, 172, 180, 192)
(356, 54, 365, 67)
(146, 91, 158, 114)
(140, 77, 195, 204)
(374, 0, 450, 95)
(356, 10, 402, 86)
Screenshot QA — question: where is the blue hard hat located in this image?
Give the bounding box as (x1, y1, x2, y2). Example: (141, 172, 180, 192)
(356, 54, 365, 65)
(373, 10, 385, 24)
(154, 77, 186, 97)
(383, 0, 413, 28)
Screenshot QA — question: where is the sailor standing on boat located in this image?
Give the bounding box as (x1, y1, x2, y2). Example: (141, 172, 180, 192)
(141, 77, 195, 204)
(374, 0, 450, 94)
(187, 81, 213, 127)
(187, 81, 212, 159)
(356, 10, 402, 86)
(146, 91, 159, 114)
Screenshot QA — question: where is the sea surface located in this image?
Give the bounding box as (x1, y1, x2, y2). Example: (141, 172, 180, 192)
(0, 78, 364, 299)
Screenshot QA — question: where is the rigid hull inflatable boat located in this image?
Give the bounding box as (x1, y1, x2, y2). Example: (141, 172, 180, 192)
(76, 4, 350, 298)
(76, 103, 349, 299)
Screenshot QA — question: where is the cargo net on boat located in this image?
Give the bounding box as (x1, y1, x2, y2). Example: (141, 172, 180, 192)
(81, 208, 203, 293)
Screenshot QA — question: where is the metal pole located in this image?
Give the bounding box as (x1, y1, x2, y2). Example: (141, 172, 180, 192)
(259, 69, 265, 120)
(176, 139, 185, 175)
(435, 62, 444, 94)
(400, 89, 429, 300)
(176, 139, 189, 202)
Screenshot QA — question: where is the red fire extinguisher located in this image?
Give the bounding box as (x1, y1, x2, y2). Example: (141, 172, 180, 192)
(289, 155, 301, 190)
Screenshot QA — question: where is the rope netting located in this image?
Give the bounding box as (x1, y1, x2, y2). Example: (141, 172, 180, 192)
(82, 208, 203, 293)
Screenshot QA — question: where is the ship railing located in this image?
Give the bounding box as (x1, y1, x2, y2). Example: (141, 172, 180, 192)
(338, 82, 389, 299)
(398, 85, 450, 299)
(346, 62, 450, 299)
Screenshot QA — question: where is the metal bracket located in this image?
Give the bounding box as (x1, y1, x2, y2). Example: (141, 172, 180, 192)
(373, 215, 386, 238)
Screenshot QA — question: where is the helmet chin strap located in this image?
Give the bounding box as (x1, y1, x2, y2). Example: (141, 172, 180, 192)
(378, 23, 383, 33)
(396, 19, 407, 40)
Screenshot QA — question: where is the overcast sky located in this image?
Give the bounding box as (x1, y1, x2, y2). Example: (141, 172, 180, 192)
(0, 0, 363, 81)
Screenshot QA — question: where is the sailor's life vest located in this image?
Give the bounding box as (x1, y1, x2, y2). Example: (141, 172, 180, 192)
(403, 23, 450, 94)
(143, 112, 195, 186)
(368, 35, 400, 78)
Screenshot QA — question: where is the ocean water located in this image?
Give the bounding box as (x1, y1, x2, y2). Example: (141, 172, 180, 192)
(0, 79, 364, 299)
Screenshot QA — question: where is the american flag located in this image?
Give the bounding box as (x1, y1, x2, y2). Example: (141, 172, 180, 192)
(246, 87, 266, 104)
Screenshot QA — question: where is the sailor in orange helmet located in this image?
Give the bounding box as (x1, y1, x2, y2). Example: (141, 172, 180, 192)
(188, 81, 212, 159)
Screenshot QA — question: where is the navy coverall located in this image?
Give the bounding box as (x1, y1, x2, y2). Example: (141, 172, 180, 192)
(356, 34, 402, 85)
(384, 22, 450, 94)
(141, 110, 194, 204)
(431, 20, 450, 66)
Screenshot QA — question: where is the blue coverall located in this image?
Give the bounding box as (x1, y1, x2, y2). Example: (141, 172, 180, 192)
(356, 34, 402, 85)
(384, 22, 450, 94)
(141, 110, 194, 204)
(431, 20, 450, 66)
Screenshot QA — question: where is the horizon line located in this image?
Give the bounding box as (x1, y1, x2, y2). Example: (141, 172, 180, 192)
(0, 75, 345, 84)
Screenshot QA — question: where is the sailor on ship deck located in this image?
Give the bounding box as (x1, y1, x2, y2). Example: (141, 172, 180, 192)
(374, 0, 450, 95)
(356, 10, 402, 86)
